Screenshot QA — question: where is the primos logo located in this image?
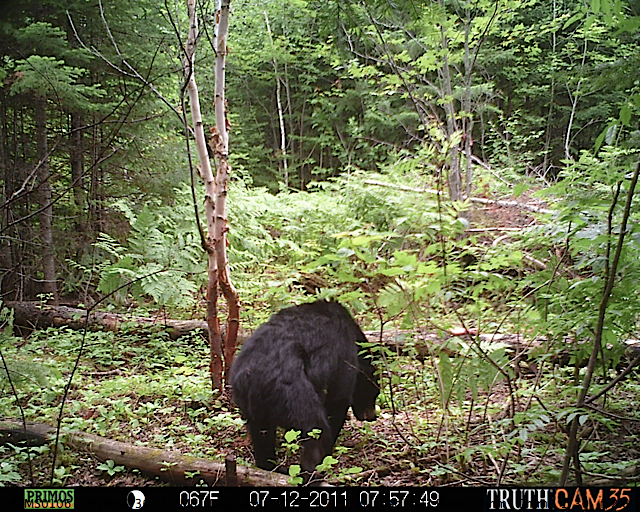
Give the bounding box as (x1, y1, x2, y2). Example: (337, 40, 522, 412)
(24, 489, 74, 509)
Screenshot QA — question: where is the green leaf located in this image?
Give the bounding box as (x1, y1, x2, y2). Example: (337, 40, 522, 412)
(594, 126, 608, 152)
(287, 465, 303, 485)
(316, 456, 338, 472)
(336, 247, 355, 259)
(351, 236, 372, 246)
(613, 17, 640, 34)
(289, 465, 301, 477)
(284, 430, 301, 443)
(563, 11, 584, 29)
(379, 267, 408, 276)
(513, 183, 529, 198)
(619, 104, 631, 126)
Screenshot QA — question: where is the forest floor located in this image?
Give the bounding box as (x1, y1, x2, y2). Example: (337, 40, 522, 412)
(4, 199, 640, 487)
(6, 346, 640, 488)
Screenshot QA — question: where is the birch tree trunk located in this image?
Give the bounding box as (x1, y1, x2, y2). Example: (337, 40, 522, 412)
(212, 0, 240, 382)
(264, 10, 288, 187)
(564, 35, 588, 161)
(184, 0, 238, 391)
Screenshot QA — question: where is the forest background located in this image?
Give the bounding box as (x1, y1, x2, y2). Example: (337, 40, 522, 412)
(1, 0, 640, 488)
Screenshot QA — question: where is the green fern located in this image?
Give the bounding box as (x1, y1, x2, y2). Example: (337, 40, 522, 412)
(0, 358, 56, 390)
(93, 194, 206, 309)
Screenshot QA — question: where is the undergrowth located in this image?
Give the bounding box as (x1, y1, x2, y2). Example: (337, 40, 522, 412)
(3, 151, 640, 486)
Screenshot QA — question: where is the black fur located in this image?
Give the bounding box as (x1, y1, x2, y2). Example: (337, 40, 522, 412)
(230, 300, 379, 474)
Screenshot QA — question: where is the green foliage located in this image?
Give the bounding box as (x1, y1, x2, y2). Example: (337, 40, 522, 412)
(8, 22, 103, 107)
(315, 455, 338, 472)
(281, 429, 348, 484)
(227, 181, 357, 268)
(437, 337, 512, 409)
(522, 147, 640, 362)
(485, 0, 637, 170)
(0, 356, 57, 392)
(283, 428, 303, 452)
(0, 305, 59, 393)
(96, 460, 126, 477)
(1, 0, 640, 488)
(11, 55, 105, 108)
(287, 464, 304, 486)
(14, 22, 91, 63)
(302, 167, 522, 326)
(0, 457, 21, 486)
(95, 193, 205, 309)
(51, 465, 74, 486)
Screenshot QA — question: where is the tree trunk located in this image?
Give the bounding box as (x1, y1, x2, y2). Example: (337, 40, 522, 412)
(184, 0, 239, 391)
(213, 0, 240, 381)
(1, 101, 27, 300)
(66, 16, 87, 245)
(438, 25, 462, 201)
(184, 0, 224, 391)
(542, 0, 558, 174)
(70, 112, 86, 242)
(462, 12, 474, 199)
(34, 96, 58, 304)
(264, 10, 288, 187)
(5, 301, 212, 340)
(0, 87, 13, 298)
(89, 105, 105, 234)
(564, 35, 588, 161)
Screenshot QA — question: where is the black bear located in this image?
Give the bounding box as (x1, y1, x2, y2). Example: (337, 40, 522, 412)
(230, 300, 379, 475)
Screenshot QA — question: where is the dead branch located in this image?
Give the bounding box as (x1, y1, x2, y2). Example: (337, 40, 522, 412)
(364, 179, 553, 214)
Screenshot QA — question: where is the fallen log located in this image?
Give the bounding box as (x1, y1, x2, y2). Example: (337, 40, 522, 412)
(3, 301, 550, 366)
(364, 179, 553, 214)
(0, 419, 288, 486)
(5, 301, 208, 340)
